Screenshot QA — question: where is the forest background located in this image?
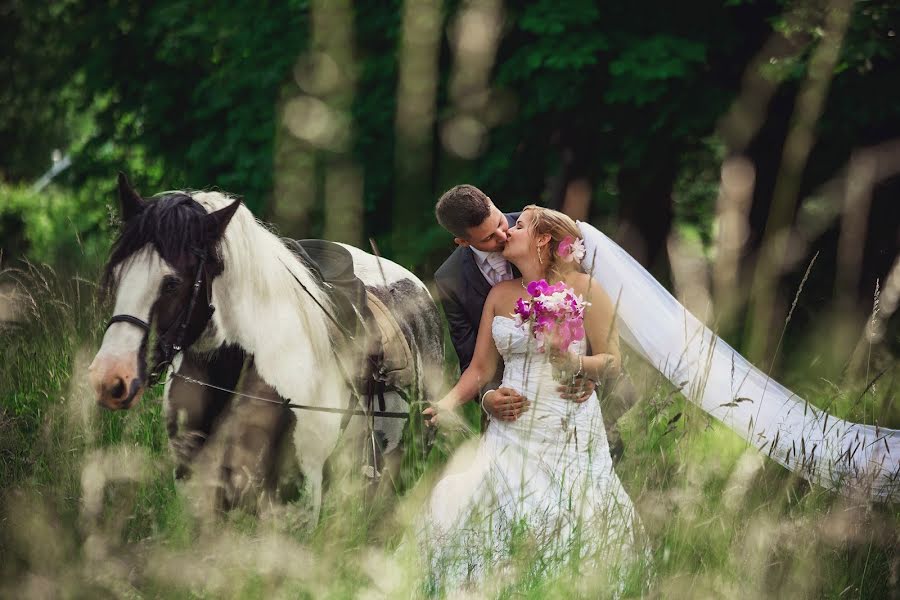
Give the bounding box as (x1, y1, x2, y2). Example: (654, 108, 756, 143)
(1, 1, 899, 597)
(2, 1, 898, 354)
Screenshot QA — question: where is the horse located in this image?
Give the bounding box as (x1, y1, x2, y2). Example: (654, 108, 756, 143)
(88, 174, 444, 518)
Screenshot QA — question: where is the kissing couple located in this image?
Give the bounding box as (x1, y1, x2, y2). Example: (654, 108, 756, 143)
(416, 184, 644, 588)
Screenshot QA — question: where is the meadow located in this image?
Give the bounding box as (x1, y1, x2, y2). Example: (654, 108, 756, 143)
(0, 255, 896, 599)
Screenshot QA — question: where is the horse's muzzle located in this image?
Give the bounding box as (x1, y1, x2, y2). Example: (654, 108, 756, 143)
(88, 354, 146, 410)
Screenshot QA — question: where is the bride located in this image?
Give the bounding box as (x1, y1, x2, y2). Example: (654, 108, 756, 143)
(420, 206, 641, 587)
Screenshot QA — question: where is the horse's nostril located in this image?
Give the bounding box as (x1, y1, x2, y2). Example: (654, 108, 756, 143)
(109, 377, 126, 400)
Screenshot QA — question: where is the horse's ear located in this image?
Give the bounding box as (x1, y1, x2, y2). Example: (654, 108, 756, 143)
(203, 198, 242, 242)
(117, 172, 146, 222)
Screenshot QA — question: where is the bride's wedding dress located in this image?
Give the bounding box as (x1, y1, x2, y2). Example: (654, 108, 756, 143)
(420, 316, 640, 587)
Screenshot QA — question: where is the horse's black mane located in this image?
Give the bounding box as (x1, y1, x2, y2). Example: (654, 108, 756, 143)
(101, 192, 222, 293)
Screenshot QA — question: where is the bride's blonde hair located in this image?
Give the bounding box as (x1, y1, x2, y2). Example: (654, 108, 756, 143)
(522, 204, 584, 280)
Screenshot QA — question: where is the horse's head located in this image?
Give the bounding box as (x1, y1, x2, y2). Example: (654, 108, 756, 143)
(89, 173, 241, 410)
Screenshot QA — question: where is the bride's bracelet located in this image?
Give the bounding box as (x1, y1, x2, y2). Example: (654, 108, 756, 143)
(480, 389, 495, 419)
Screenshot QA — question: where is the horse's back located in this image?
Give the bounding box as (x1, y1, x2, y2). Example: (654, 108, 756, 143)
(336, 243, 429, 293)
(336, 243, 443, 378)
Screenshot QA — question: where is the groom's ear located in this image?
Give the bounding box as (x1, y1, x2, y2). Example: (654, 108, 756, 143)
(453, 237, 470, 248)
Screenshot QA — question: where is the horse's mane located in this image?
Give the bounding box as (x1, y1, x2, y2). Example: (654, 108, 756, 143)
(189, 191, 337, 399)
(101, 192, 216, 294)
(102, 189, 337, 401)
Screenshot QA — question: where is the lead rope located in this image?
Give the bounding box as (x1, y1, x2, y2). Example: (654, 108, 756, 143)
(170, 373, 413, 418)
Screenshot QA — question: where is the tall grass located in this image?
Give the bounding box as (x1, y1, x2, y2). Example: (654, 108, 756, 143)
(0, 261, 897, 598)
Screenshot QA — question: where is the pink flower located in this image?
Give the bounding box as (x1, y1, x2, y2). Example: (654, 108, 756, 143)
(556, 236, 586, 263)
(526, 279, 550, 296)
(513, 282, 590, 354)
(514, 297, 531, 321)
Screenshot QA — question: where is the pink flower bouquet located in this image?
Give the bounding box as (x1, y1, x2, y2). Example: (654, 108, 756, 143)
(513, 279, 589, 380)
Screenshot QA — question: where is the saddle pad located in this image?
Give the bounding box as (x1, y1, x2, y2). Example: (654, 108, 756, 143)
(366, 290, 415, 389)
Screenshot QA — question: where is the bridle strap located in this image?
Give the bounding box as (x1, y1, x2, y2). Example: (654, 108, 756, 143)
(172, 249, 209, 352)
(104, 247, 212, 383)
(171, 372, 413, 419)
(106, 313, 151, 333)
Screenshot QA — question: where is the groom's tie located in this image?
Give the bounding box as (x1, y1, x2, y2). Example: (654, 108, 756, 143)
(485, 254, 511, 286)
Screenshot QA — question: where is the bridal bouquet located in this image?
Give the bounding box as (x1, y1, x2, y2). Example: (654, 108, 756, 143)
(513, 279, 589, 380)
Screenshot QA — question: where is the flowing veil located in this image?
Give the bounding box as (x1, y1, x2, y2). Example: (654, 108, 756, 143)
(577, 221, 900, 500)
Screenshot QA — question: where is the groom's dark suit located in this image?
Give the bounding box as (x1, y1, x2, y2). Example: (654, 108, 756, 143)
(434, 213, 519, 374)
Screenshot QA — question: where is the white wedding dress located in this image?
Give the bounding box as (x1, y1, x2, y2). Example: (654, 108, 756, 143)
(419, 316, 640, 588)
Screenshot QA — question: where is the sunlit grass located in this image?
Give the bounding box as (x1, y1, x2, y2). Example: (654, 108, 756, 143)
(0, 262, 897, 598)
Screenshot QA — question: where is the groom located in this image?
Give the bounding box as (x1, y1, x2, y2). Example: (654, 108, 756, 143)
(433, 185, 635, 450)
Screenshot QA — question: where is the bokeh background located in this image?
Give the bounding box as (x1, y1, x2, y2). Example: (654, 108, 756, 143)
(2, 1, 899, 361)
(1, 1, 899, 597)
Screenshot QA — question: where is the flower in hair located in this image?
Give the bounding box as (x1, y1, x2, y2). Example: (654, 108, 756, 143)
(556, 236, 586, 263)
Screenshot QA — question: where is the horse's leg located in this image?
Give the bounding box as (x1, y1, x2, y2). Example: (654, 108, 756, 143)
(165, 345, 245, 479)
(219, 357, 293, 511)
(291, 381, 347, 524)
(300, 459, 324, 525)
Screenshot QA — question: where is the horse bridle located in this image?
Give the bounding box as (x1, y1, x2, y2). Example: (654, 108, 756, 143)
(105, 247, 213, 385)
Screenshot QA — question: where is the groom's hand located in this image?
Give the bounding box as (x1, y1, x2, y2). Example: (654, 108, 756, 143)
(484, 387, 529, 421)
(557, 377, 595, 404)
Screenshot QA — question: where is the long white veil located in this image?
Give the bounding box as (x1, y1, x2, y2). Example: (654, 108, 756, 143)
(577, 221, 900, 500)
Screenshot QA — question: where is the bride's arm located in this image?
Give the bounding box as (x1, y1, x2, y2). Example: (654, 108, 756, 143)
(557, 274, 621, 380)
(425, 287, 502, 421)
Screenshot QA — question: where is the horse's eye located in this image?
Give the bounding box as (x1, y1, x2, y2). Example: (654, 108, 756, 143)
(161, 276, 182, 294)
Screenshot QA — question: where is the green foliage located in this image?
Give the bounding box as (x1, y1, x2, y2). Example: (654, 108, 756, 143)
(672, 136, 727, 246)
(52, 0, 312, 212)
(4, 0, 898, 287)
(0, 183, 110, 266)
(606, 35, 708, 106)
(497, 1, 605, 116)
(350, 0, 401, 217)
(0, 3, 73, 182)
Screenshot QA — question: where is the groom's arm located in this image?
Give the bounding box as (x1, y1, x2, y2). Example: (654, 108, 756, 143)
(434, 277, 476, 372)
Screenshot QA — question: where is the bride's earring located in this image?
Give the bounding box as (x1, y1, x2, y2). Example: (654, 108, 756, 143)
(538, 248, 544, 266)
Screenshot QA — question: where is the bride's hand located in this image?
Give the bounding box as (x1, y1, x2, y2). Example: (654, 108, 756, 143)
(547, 347, 579, 375)
(422, 396, 458, 428)
(557, 376, 596, 404)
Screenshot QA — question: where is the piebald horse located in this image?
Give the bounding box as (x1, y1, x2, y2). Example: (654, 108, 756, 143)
(89, 175, 444, 517)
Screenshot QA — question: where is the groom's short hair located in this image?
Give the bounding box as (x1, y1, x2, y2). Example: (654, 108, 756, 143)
(435, 184, 492, 239)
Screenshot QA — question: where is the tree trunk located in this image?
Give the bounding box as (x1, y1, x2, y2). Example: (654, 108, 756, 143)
(615, 155, 680, 271)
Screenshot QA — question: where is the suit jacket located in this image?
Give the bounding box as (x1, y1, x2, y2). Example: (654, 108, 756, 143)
(434, 213, 520, 374)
